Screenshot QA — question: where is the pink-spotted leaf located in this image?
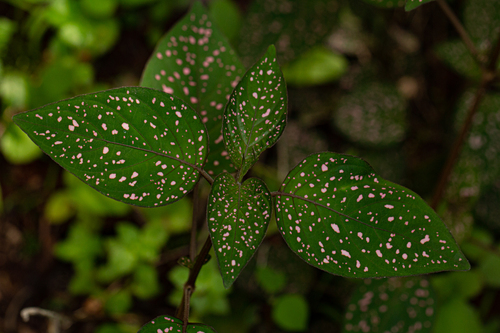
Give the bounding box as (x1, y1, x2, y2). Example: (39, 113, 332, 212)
(208, 172, 271, 288)
(140, 1, 245, 177)
(138, 315, 217, 333)
(223, 45, 287, 181)
(343, 277, 435, 333)
(13, 87, 208, 207)
(274, 152, 470, 278)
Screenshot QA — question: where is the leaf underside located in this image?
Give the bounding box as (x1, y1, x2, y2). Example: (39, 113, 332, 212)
(343, 277, 435, 333)
(208, 172, 271, 288)
(138, 315, 217, 333)
(140, 1, 245, 176)
(223, 45, 287, 180)
(13, 87, 208, 207)
(275, 152, 470, 278)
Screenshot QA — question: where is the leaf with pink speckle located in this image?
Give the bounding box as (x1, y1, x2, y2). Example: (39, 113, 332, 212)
(138, 315, 217, 333)
(13, 87, 208, 207)
(208, 172, 271, 288)
(223, 45, 287, 181)
(274, 152, 470, 278)
(343, 277, 435, 333)
(140, 1, 245, 176)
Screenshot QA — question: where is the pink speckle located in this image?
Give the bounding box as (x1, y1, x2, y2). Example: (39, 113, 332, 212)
(155, 74, 161, 81)
(190, 97, 198, 104)
(201, 74, 209, 80)
(156, 52, 163, 59)
(183, 67, 190, 75)
(162, 85, 174, 94)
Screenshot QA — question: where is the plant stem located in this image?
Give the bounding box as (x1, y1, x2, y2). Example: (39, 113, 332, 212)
(176, 236, 212, 321)
(431, 33, 500, 209)
(190, 183, 200, 261)
(435, 0, 485, 66)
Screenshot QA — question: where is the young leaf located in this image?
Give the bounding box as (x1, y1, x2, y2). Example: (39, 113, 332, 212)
(343, 277, 435, 333)
(223, 45, 287, 181)
(138, 315, 217, 333)
(13, 87, 208, 207)
(140, 1, 245, 176)
(208, 172, 271, 288)
(274, 152, 470, 278)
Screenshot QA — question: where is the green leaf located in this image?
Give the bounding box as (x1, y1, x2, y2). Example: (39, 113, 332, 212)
(435, 40, 482, 80)
(455, 92, 500, 186)
(343, 277, 435, 333)
(13, 87, 208, 207)
(140, 1, 245, 176)
(255, 266, 287, 294)
(433, 298, 483, 333)
(282, 46, 348, 87)
(332, 83, 407, 147)
(404, 0, 434, 11)
(274, 152, 470, 278)
(463, 0, 500, 48)
(105, 289, 132, 315)
(272, 294, 309, 332)
(223, 45, 287, 180)
(131, 263, 161, 299)
(208, 172, 272, 288)
(1, 123, 42, 164)
(138, 315, 218, 333)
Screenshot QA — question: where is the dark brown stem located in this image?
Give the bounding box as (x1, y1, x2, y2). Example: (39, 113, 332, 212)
(175, 236, 212, 320)
(190, 183, 200, 261)
(431, 33, 500, 209)
(436, 0, 485, 66)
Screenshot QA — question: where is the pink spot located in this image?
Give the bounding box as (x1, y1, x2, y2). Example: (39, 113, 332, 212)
(160, 70, 166, 76)
(162, 85, 174, 94)
(201, 74, 209, 80)
(165, 50, 171, 57)
(156, 52, 163, 59)
(183, 67, 190, 75)
(155, 74, 161, 81)
(190, 97, 198, 104)
(183, 87, 189, 95)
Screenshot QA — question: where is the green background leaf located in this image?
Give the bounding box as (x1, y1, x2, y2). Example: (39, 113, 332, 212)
(272, 294, 309, 332)
(140, 1, 245, 176)
(208, 172, 271, 288)
(275, 152, 470, 278)
(332, 82, 408, 147)
(223, 45, 287, 180)
(343, 277, 435, 333)
(282, 46, 348, 87)
(13, 87, 208, 207)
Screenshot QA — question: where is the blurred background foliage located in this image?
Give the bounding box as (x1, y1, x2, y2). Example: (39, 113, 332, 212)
(1, 0, 500, 332)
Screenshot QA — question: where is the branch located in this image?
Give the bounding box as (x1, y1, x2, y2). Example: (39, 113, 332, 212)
(436, 0, 485, 66)
(431, 32, 500, 209)
(21, 307, 72, 333)
(176, 236, 212, 323)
